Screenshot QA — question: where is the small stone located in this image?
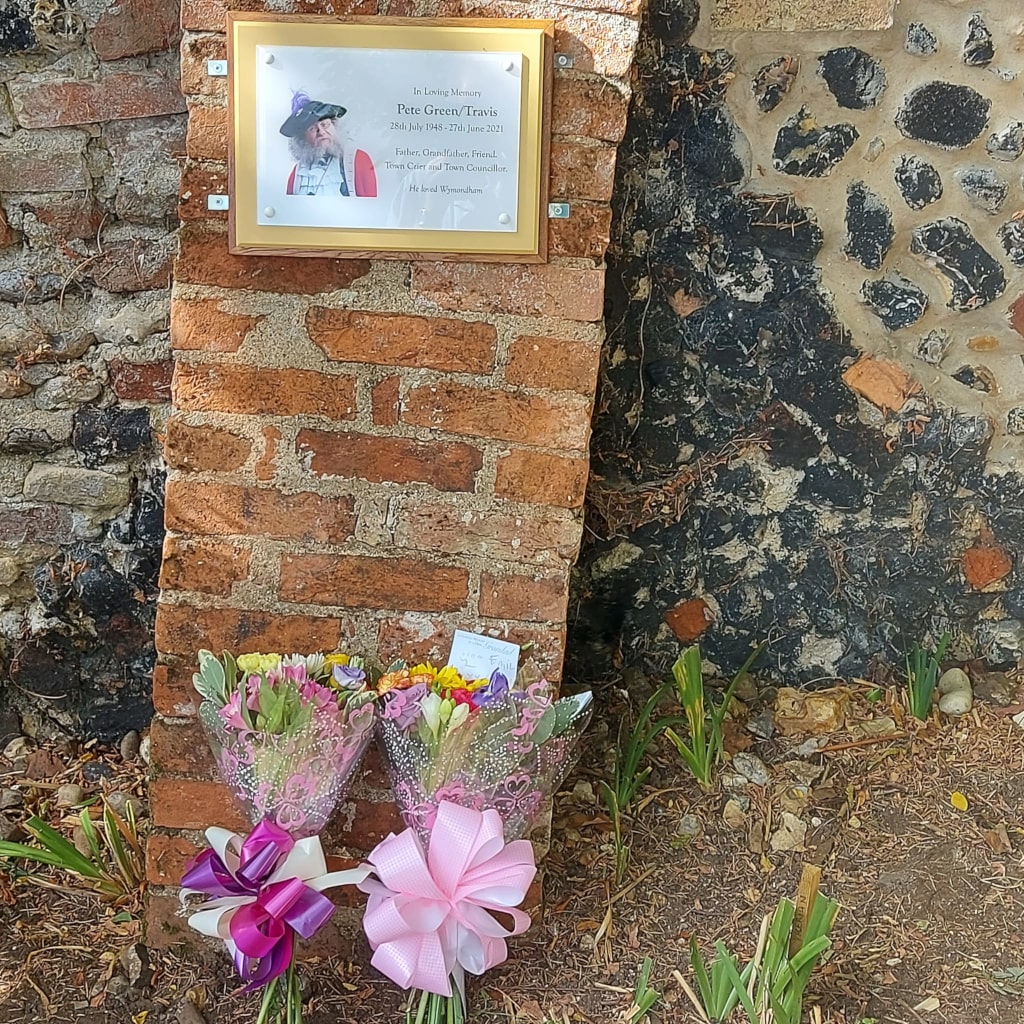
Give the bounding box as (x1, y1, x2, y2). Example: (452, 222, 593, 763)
(998, 220, 1024, 267)
(177, 1000, 208, 1024)
(82, 761, 114, 784)
(72, 824, 91, 856)
(896, 82, 991, 149)
(818, 47, 886, 109)
(1007, 408, 1024, 435)
(987, 123, 1024, 161)
(906, 22, 938, 56)
(773, 108, 859, 177)
(780, 784, 811, 815)
(963, 13, 994, 67)
(938, 667, 971, 696)
(3, 736, 34, 761)
(752, 56, 799, 113)
(732, 752, 769, 786)
(0, 813, 25, 843)
(23, 464, 130, 509)
(138, 734, 151, 765)
(105, 792, 145, 819)
(911, 217, 1006, 311)
(0, 788, 22, 810)
(895, 155, 942, 210)
(33, 374, 103, 412)
(721, 772, 748, 792)
(55, 783, 85, 808)
(952, 365, 997, 393)
(845, 181, 894, 269)
(571, 780, 595, 804)
(863, 136, 884, 162)
(25, 748, 64, 780)
(775, 687, 848, 737)
(119, 943, 152, 988)
(105, 975, 131, 998)
(770, 812, 807, 852)
(119, 730, 141, 762)
(0, 271, 62, 304)
(938, 690, 973, 715)
(0, 427, 57, 456)
(916, 329, 951, 365)
(955, 167, 1008, 214)
(72, 406, 152, 469)
(677, 813, 701, 837)
(723, 797, 748, 829)
(861, 273, 929, 330)
(972, 671, 1018, 706)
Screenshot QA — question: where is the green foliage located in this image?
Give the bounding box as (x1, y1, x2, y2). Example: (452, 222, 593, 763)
(625, 957, 662, 1023)
(665, 644, 763, 786)
(0, 799, 145, 901)
(905, 631, 951, 720)
(683, 891, 839, 1024)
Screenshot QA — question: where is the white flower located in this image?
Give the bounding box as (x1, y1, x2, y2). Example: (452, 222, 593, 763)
(421, 691, 442, 736)
(448, 702, 470, 731)
(283, 652, 326, 676)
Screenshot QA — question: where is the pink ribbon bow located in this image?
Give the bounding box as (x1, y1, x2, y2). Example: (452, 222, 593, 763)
(182, 820, 369, 991)
(359, 801, 537, 997)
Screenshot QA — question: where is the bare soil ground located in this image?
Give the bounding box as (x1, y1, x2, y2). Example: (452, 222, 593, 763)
(2, 678, 1024, 1024)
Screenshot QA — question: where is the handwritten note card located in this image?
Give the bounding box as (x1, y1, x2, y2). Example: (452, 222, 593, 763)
(447, 630, 520, 682)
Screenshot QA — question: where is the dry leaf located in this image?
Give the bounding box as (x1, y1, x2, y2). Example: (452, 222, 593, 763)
(950, 791, 969, 812)
(983, 824, 1012, 853)
(913, 996, 941, 1012)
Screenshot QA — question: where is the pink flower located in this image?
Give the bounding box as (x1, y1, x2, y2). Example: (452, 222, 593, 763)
(218, 690, 249, 730)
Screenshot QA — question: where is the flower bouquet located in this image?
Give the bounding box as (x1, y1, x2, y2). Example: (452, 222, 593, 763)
(182, 649, 377, 1023)
(359, 658, 592, 1023)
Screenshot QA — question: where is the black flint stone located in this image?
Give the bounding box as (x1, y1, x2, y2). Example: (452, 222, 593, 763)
(998, 220, 1024, 267)
(955, 167, 1008, 214)
(896, 82, 990, 149)
(894, 155, 942, 210)
(861, 273, 929, 330)
(0, 7, 35, 52)
(844, 181, 893, 270)
(1008, 408, 1024, 435)
(963, 13, 995, 67)
(0, 270, 64, 304)
(818, 47, 886, 110)
(133, 488, 165, 548)
(906, 22, 938, 56)
(987, 123, 1024, 162)
(953, 366, 995, 393)
(683, 103, 749, 187)
(728, 192, 823, 262)
(773, 107, 858, 177)
(911, 217, 1006, 310)
(72, 407, 151, 468)
(753, 56, 799, 113)
(0, 427, 58, 455)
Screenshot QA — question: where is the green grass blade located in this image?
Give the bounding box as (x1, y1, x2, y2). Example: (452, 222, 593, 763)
(78, 810, 104, 864)
(0, 841, 70, 868)
(24, 818, 103, 878)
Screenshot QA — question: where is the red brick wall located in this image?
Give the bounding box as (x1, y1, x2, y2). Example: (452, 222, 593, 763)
(147, 0, 639, 944)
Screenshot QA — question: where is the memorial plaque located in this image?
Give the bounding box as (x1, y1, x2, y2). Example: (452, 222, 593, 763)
(228, 16, 553, 260)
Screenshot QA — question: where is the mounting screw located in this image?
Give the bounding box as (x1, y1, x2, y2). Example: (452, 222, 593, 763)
(207, 59, 228, 76)
(207, 194, 230, 211)
(548, 202, 570, 219)
(554, 53, 574, 69)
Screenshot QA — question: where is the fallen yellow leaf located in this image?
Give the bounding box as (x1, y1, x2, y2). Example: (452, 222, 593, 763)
(950, 791, 969, 811)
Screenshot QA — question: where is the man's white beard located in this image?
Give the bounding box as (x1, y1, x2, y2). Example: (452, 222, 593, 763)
(289, 132, 346, 165)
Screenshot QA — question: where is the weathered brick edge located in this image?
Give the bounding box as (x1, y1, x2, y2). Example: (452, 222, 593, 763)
(147, 0, 639, 947)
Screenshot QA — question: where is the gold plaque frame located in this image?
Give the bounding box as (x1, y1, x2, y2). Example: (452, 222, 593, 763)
(228, 15, 553, 261)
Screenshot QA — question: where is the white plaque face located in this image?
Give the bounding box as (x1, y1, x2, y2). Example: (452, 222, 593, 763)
(254, 46, 523, 233)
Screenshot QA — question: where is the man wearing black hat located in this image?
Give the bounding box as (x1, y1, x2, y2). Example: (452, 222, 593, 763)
(280, 92, 377, 198)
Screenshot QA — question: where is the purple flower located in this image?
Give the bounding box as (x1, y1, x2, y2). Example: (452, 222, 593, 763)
(381, 683, 427, 729)
(332, 663, 367, 690)
(474, 669, 510, 708)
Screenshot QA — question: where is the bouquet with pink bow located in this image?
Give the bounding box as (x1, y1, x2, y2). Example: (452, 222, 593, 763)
(184, 648, 378, 1022)
(360, 656, 592, 1022)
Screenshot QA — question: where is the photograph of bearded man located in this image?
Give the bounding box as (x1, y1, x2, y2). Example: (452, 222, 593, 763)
(279, 92, 378, 198)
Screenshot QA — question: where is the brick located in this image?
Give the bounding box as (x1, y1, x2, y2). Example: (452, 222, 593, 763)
(176, 224, 371, 293)
(185, 103, 228, 160)
(180, 33, 227, 99)
(842, 356, 921, 414)
(173, 362, 356, 420)
(412, 263, 605, 321)
(29, 195, 104, 241)
(280, 553, 470, 611)
(178, 160, 228, 221)
(144, 892, 192, 948)
(91, 0, 181, 60)
(0, 209, 15, 248)
(548, 201, 612, 261)
(964, 532, 1013, 590)
(479, 570, 570, 622)
(372, 376, 400, 427)
(665, 598, 713, 642)
(549, 141, 617, 201)
(394, 502, 581, 568)
(9, 72, 185, 128)
(255, 425, 281, 483)
(461, 1, 640, 76)
(0, 134, 88, 192)
(108, 358, 174, 402)
(170, 297, 263, 353)
(1009, 293, 1024, 340)
(306, 309, 497, 374)
(155, 603, 343, 657)
(88, 236, 176, 293)
(163, 417, 252, 473)
(495, 449, 589, 508)
(151, 776, 249, 831)
(551, 74, 631, 142)
(165, 481, 356, 543)
(148, 717, 216, 778)
(402, 382, 592, 449)
(505, 334, 602, 394)
(296, 428, 483, 491)
(181, 0, 376, 31)
(145, 833, 202, 886)
(153, 662, 197, 717)
(321, 797, 405, 854)
(160, 536, 252, 597)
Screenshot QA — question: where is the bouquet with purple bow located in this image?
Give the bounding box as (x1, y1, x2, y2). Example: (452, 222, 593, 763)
(182, 649, 377, 1023)
(359, 656, 592, 1023)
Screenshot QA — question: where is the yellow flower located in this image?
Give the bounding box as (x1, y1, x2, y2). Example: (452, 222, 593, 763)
(323, 652, 350, 667)
(237, 653, 281, 674)
(464, 676, 491, 692)
(433, 665, 467, 691)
